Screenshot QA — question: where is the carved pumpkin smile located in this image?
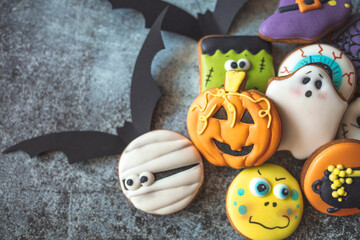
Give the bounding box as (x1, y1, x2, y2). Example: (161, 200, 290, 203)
(187, 70, 282, 168)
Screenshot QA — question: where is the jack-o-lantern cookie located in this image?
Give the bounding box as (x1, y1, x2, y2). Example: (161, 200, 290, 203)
(226, 163, 303, 240)
(187, 70, 281, 169)
(301, 139, 360, 216)
(337, 97, 360, 140)
(266, 65, 348, 159)
(278, 44, 356, 101)
(118, 130, 204, 215)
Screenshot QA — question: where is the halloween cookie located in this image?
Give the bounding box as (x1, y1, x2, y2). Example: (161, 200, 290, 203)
(226, 163, 303, 239)
(259, 0, 352, 44)
(199, 35, 275, 92)
(331, 13, 360, 95)
(278, 44, 356, 101)
(266, 65, 348, 160)
(337, 97, 360, 140)
(118, 130, 204, 215)
(187, 70, 281, 169)
(301, 139, 360, 216)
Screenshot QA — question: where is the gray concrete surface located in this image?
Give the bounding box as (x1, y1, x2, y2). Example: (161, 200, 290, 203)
(0, 0, 359, 239)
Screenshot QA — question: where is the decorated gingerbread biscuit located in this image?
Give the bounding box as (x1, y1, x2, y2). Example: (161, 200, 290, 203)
(337, 97, 360, 140)
(301, 139, 360, 216)
(331, 13, 360, 95)
(226, 163, 303, 239)
(266, 65, 348, 159)
(118, 130, 204, 215)
(199, 35, 275, 92)
(278, 44, 356, 101)
(259, 0, 352, 44)
(187, 70, 281, 169)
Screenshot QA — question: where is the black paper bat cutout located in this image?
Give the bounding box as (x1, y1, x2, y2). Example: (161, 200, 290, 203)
(109, 0, 248, 41)
(3, 8, 168, 164)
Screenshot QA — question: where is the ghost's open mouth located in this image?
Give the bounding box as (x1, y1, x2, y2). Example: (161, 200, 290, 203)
(213, 139, 253, 156)
(249, 215, 290, 229)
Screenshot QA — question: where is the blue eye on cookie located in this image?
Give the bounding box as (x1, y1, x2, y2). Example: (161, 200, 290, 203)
(249, 177, 271, 197)
(274, 184, 290, 200)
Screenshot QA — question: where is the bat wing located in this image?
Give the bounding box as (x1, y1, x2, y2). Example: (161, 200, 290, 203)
(108, 0, 202, 40)
(3, 131, 126, 164)
(129, 7, 167, 135)
(198, 0, 248, 36)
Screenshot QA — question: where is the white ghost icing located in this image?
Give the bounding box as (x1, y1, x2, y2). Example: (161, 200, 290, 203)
(118, 130, 204, 215)
(337, 97, 360, 140)
(266, 65, 348, 159)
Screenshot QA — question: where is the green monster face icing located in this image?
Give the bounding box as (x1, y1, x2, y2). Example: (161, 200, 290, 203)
(199, 36, 275, 92)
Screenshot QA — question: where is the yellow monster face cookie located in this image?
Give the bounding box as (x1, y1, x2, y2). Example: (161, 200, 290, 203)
(226, 164, 303, 240)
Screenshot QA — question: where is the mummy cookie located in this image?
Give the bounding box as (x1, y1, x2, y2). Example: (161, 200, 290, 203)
(259, 0, 352, 44)
(118, 130, 204, 215)
(278, 44, 356, 101)
(337, 97, 360, 140)
(266, 65, 348, 159)
(187, 70, 281, 169)
(301, 139, 360, 216)
(199, 35, 275, 92)
(226, 163, 303, 239)
(331, 13, 360, 95)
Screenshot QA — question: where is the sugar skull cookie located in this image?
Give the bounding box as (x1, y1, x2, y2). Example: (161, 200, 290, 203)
(301, 139, 360, 216)
(278, 44, 356, 101)
(118, 130, 204, 215)
(199, 35, 275, 92)
(187, 71, 281, 169)
(226, 163, 303, 240)
(337, 97, 360, 140)
(266, 65, 348, 159)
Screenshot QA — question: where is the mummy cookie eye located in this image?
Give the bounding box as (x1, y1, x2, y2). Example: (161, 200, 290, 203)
(139, 172, 155, 186)
(315, 80, 322, 90)
(249, 177, 271, 197)
(237, 59, 251, 71)
(302, 77, 311, 84)
(273, 184, 290, 200)
(125, 175, 141, 191)
(225, 60, 238, 71)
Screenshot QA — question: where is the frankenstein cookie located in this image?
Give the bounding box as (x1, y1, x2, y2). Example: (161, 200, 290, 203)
(199, 35, 275, 92)
(301, 139, 360, 216)
(188, 70, 281, 169)
(226, 163, 303, 239)
(118, 130, 204, 215)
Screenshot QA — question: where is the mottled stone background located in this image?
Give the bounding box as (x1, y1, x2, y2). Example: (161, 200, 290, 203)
(0, 0, 359, 239)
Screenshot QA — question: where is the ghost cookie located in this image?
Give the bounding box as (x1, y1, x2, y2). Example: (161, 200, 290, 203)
(301, 139, 360, 216)
(265, 65, 348, 159)
(278, 44, 356, 101)
(226, 163, 303, 239)
(199, 35, 275, 92)
(118, 130, 204, 215)
(187, 70, 281, 169)
(337, 97, 360, 140)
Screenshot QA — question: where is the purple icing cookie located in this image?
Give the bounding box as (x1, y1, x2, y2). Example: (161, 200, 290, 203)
(259, 0, 352, 44)
(331, 14, 360, 95)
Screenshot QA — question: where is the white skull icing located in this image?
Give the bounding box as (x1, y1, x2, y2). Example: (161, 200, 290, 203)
(266, 65, 348, 159)
(118, 130, 204, 215)
(337, 97, 360, 140)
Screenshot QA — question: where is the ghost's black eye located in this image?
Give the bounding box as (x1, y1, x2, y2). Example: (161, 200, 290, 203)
(240, 110, 254, 124)
(213, 106, 227, 120)
(315, 80, 322, 90)
(302, 77, 311, 84)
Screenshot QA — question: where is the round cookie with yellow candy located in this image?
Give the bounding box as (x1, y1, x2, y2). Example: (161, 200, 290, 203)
(226, 163, 303, 240)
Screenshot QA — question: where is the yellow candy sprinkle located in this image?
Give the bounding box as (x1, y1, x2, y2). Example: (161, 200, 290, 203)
(334, 180, 342, 187)
(328, 0, 337, 6)
(338, 198, 343, 202)
(332, 191, 339, 198)
(339, 178, 345, 183)
(346, 168, 353, 174)
(329, 174, 338, 181)
(346, 178, 353, 184)
(333, 168, 340, 175)
(337, 188, 345, 196)
(331, 184, 337, 190)
(345, 3, 350, 8)
(328, 165, 335, 172)
(337, 164, 344, 170)
(339, 171, 346, 178)
(344, 192, 348, 196)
